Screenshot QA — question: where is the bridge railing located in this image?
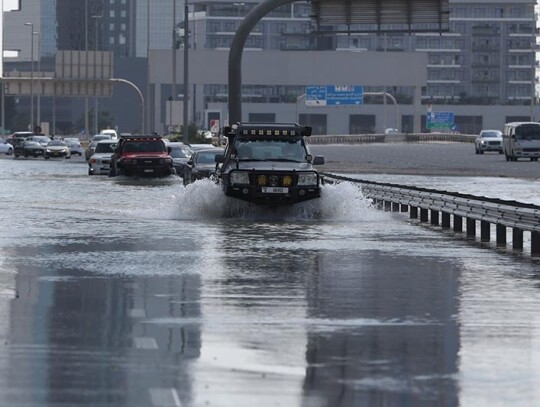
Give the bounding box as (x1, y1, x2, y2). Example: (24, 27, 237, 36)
(322, 173, 540, 256)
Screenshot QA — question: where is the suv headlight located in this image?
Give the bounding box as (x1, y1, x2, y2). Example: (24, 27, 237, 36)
(230, 171, 249, 185)
(297, 172, 318, 186)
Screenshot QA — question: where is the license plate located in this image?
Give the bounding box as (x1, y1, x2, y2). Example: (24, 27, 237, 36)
(262, 187, 288, 194)
(144, 169, 154, 173)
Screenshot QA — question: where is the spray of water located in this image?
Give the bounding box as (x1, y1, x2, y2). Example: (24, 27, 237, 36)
(136, 178, 386, 222)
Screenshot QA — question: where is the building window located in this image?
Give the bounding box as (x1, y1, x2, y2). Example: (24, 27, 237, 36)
(110, 10, 115, 18)
(121, 10, 126, 18)
(109, 36, 115, 45)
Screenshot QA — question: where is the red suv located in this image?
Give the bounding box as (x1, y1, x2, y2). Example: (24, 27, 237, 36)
(108, 135, 175, 177)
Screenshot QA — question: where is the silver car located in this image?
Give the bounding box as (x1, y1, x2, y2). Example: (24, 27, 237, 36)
(63, 137, 84, 156)
(88, 140, 117, 175)
(475, 129, 503, 154)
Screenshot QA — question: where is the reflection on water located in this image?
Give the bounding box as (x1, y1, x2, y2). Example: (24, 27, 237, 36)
(0, 158, 540, 406)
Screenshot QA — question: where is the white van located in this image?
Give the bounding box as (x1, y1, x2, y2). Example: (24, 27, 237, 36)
(99, 129, 118, 140)
(502, 122, 540, 161)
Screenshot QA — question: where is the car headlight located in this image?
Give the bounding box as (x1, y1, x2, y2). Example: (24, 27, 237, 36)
(297, 172, 318, 186)
(230, 171, 249, 185)
(46, 149, 51, 153)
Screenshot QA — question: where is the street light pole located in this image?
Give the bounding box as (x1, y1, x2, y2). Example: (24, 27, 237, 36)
(24, 22, 34, 132)
(183, 1, 189, 144)
(84, 0, 89, 138)
(531, 8, 537, 121)
(172, 0, 177, 133)
(35, 31, 41, 129)
(92, 14, 102, 134)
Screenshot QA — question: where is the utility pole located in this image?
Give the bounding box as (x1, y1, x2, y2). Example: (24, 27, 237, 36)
(183, 2, 189, 143)
(85, 0, 89, 138)
(172, 0, 177, 133)
(24, 22, 34, 132)
(92, 14, 102, 134)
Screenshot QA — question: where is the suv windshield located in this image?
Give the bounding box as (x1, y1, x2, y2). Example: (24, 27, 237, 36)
(95, 142, 117, 153)
(123, 140, 165, 153)
(481, 131, 501, 138)
(234, 139, 306, 162)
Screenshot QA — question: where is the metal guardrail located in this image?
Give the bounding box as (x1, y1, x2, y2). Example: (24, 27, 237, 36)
(309, 133, 476, 144)
(322, 173, 540, 255)
(310, 134, 385, 144)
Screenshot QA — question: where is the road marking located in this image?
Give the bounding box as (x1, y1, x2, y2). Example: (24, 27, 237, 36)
(129, 309, 146, 318)
(133, 337, 158, 350)
(149, 388, 181, 407)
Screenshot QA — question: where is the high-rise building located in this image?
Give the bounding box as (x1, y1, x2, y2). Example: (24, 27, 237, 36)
(3, 0, 539, 134)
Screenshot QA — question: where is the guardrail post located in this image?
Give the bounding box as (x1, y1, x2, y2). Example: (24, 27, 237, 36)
(454, 215, 463, 232)
(466, 218, 476, 237)
(420, 208, 429, 222)
(532, 231, 540, 255)
(496, 224, 506, 247)
(430, 210, 439, 226)
(512, 228, 524, 251)
(410, 206, 418, 219)
(481, 221, 490, 242)
(442, 212, 451, 229)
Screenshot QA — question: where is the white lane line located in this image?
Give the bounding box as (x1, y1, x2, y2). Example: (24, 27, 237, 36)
(133, 337, 158, 350)
(129, 309, 146, 318)
(149, 388, 181, 407)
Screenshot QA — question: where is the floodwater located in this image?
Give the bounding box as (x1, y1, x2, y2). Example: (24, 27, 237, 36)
(1, 156, 540, 407)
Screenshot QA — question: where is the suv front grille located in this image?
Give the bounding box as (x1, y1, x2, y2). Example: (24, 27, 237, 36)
(250, 172, 295, 187)
(137, 158, 160, 166)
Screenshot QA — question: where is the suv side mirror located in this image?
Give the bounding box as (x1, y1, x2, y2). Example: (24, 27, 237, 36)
(312, 155, 325, 165)
(302, 126, 312, 137)
(215, 154, 225, 163)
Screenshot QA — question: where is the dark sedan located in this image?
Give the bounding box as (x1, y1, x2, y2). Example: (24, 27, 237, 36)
(14, 140, 46, 158)
(167, 142, 194, 177)
(183, 148, 224, 186)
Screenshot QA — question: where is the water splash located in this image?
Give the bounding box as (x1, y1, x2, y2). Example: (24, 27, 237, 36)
(134, 178, 385, 222)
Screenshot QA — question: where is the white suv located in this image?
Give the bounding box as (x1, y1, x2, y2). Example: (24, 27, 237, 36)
(88, 140, 118, 175)
(475, 129, 503, 154)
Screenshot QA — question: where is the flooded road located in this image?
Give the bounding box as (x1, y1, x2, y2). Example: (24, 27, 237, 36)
(1, 151, 540, 407)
